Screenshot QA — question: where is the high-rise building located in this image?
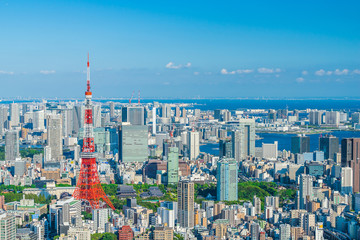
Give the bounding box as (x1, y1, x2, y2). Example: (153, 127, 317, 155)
(109, 102, 115, 118)
(250, 222, 260, 240)
(0, 212, 16, 239)
(177, 180, 194, 228)
(341, 167, 353, 194)
(309, 110, 323, 126)
(92, 208, 108, 232)
(325, 111, 340, 126)
(341, 138, 360, 192)
(232, 119, 255, 160)
(167, 147, 179, 185)
(33, 110, 45, 131)
(9, 103, 19, 127)
(319, 135, 339, 160)
(47, 115, 63, 161)
(279, 224, 291, 240)
(0, 105, 8, 136)
(219, 139, 233, 158)
(119, 124, 148, 163)
(299, 174, 313, 209)
(161, 104, 171, 118)
(262, 141, 278, 160)
(188, 131, 200, 160)
(122, 106, 146, 125)
(5, 130, 19, 161)
(73, 105, 84, 135)
(217, 158, 238, 201)
(291, 135, 310, 154)
(92, 104, 102, 128)
(253, 195, 261, 215)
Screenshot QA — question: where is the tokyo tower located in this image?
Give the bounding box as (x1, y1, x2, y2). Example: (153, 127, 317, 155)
(73, 54, 115, 210)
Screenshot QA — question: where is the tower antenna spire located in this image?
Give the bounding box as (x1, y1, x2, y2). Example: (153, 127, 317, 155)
(87, 53, 90, 92)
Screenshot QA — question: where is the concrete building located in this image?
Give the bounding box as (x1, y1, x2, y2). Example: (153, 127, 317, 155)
(299, 174, 313, 209)
(341, 138, 360, 192)
(177, 180, 194, 228)
(167, 147, 179, 185)
(188, 131, 200, 160)
(341, 167, 353, 194)
(47, 115, 63, 160)
(262, 141, 278, 160)
(291, 135, 310, 154)
(119, 124, 148, 163)
(232, 119, 255, 160)
(5, 130, 19, 161)
(0, 212, 16, 240)
(217, 158, 238, 201)
(122, 106, 146, 126)
(319, 135, 339, 160)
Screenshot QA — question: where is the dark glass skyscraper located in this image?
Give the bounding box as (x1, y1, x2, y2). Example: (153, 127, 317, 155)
(319, 134, 339, 160)
(291, 134, 310, 154)
(341, 138, 360, 192)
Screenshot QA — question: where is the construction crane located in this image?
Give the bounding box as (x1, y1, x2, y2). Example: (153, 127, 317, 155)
(129, 90, 134, 104)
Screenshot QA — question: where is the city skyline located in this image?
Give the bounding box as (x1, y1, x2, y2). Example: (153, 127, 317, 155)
(0, 1, 359, 98)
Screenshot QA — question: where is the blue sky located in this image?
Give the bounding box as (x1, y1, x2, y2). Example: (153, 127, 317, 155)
(0, 0, 359, 98)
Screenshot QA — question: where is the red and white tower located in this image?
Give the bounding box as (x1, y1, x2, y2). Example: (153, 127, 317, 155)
(73, 54, 115, 210)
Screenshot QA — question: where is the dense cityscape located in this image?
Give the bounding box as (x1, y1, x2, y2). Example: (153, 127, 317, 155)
(0, 56, 359, 240)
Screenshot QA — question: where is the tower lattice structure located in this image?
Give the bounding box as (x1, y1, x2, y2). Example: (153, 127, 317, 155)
(73, 55, 115, 210)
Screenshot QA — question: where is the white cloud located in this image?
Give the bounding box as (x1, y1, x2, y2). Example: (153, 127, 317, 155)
(353, 69, 360, 74)
(315, 69, 326, 76)
(302, 70, 308, 75)
(165, 62, 191, 69)
(221, 68, 253, 75)
(40, 70, 55, 74)
(334, 69, 349, 75)
(194, 72, 199, 75)
(257, 68, 278, 73)
(296, 77, 304, 83)
(0, 70, 14, 75)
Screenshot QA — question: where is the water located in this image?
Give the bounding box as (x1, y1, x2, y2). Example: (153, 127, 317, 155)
(200, 130, 360, 156)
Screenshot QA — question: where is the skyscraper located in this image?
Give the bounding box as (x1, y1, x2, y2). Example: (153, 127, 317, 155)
(122, 106, 146, 125)
(119, 124, 148, 163)
(219, 139, 233, 158)
(167, 147, 179, 185)
(47, 115, 63, 161)
(231, 119, 255, 160)
(0, 105, 8, 136)
(161, 104, 171, 118)
(177, 180, 194, 228)
(319, 135, 339, 160)
(341, 167, 353, 194)
(341, 138, 360, 192)
(92, 208, 108, 232)
(299, 174, 313, 209)
(5, 130, 19, 161)
(188, 131, 200, 160)
(217, 158, 238, 201)
(73, 104, 84, 135)
(33, 110, 45, 131)
(109, 102, 115, 118)
(291, 135, 310, 154)
(9, 103, 19, 127)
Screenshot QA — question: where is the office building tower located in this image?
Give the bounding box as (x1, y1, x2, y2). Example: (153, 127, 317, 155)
(319, 135, 339, 160)
(253, 195, 261, 215)
(152, 107, 156, 135)
(341, 138, 360, 192)
(109, 102, 115, 118)
(122, 106, 146, 125)
(93, 104, 102, 128)
(0, 213, 15, 240)
(177, 180, 194, 228)
(61, 109, 73, 137)
(73, 105, 84, 135)
(309, 110, 323, 126)
(0, 105, 8, 136)
(167, 147, 179, 185)
(219, 139, 233, 158)
(188, 131, 200, 160)
(92, 208, 108, 232)
(33, 110, 45, 131)
(341, 167, 353, 194)
(325, 111, 340, 126)
(265, 196, 279, 210)
(250, 223, 260, 240)
(9, 103, 19, 127)
(47, 115, 63, 160)
(14, 160, 26, 177)
(302, 213, 315, 236)
(262, 141, 278, 160)
(217, 158, 238, 201)
(351, 112, 360, 125)
(175, 106, 181, 118)
(232, 119, 255, 160)
(161, 104, 171, 118)
(280, 224, 291, 240)
(291, 135, 310, 154)
(119, 124, 148, 163)
(299, 174, 313, 209)
(5, 130, 19, 161)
